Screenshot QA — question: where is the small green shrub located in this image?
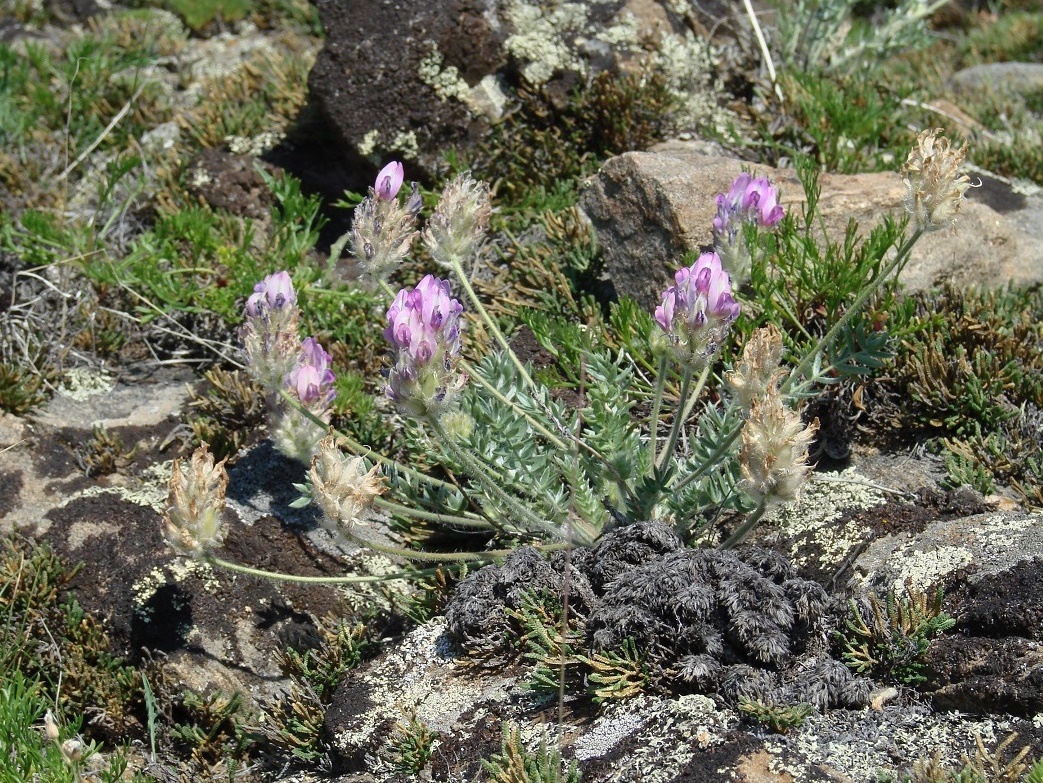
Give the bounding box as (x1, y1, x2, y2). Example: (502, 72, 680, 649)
(481, 724, 581, 783)
(839, 587, 955, 686)
(737, 697, 814, 734)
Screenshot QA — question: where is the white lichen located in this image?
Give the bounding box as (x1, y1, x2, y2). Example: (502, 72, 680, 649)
(418, 44, 472, 102)
(503, 0, 589, 86)
(766, 467, 889, 568)
(356, 129, 381, 158)
(651, 31, 730, 133)
(57, 368, 115, 401)
(389, 130, 420, 160)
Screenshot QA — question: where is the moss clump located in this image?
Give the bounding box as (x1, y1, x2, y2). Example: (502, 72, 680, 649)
(474, 68, 677, 204)
(0, 538, 142, 741)
(881, 285, 1043, 503)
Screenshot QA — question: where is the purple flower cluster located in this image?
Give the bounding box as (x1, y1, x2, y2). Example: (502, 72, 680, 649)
(711, 173, 784, 286)
(713, 173, 784, 236)
(655, 251, 740, 367)
(286, 337, 336, 408)
(385, 274, 465, 417)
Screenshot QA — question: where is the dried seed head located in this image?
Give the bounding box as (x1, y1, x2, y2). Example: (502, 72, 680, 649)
(309, 434, 386, 536)
(726, 324, 786, 412)
(739, 386, 818, 505)
(163, 444, 228, 559)
(902, 128, 974, 233)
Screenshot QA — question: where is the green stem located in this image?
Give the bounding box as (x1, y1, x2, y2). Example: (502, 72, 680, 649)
(719, 496, 770, 550)
(670, 413, 744, 495)
(276, 388, 456, 493)
(656, 364, 709, 471)
(647, 354, 669, 476)
(782, 228, 923, 394)
(207, 555, 455, 584)
(445, 253, 535, 388)
(427, 415, 561, 541)
(373, 497, 495, 529)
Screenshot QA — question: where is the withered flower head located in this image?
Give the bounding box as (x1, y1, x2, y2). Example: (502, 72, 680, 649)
(726, 324, 786, 412)
(902, 128, 974, 233)
(308, 434, 386, 536)
(739, 385, 819, 505)
(163, 444, 228, 559)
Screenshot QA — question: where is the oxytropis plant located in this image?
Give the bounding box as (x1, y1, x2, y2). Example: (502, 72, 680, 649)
(163, 129, 973, 579)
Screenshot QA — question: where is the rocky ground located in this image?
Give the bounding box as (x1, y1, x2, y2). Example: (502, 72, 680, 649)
(0, 0, 1042, 781)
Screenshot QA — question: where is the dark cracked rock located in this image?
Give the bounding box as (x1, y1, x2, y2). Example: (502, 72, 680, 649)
(307, 0, 505, 182)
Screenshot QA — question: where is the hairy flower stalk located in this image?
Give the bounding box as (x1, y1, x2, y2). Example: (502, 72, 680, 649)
(385, 274, 467, 419)
(722, 386, 819, 549)
(351, 160, 421, 281)
(273, 336, 336, 461)
(902, 128, 974, 233)
(713, 173, 784, 284)
(163, 444, 229, 559)
(240, 271, 301, 391)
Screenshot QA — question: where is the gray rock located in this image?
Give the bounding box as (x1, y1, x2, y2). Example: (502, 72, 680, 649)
(580, 142, 1043, 309)
(950, 62, 1043, 96)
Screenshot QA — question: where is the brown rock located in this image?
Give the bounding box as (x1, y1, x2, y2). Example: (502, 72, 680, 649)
(580, 141, 1043, 309)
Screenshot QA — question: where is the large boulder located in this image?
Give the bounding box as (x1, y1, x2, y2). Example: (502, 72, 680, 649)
(580, 141, 1043, 309)
(305, 0, 716, 182)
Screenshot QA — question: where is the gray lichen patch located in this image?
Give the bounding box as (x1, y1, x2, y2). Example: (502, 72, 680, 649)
(585, 694, 737, 783)
(765, 467, 890, 571)
(853, 510, 1043, 593)
(328, 618, 517, 765)
(768, 705, 1038, 782)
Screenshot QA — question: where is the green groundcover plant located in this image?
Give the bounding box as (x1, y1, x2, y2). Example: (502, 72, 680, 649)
(160, 130, 976, 583)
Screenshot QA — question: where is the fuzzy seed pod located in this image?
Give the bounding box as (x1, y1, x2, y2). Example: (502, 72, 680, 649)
(739, 385, 819, 505)
(163, 444, 228, 559)
(902, 128, 974, 233)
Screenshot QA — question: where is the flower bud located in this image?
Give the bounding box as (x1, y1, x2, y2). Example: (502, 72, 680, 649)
(44, 711, 60, 743)
(422, 172, 491, 266)
(240, 271, 301, 392)
(375, 160, 404, 201)
(274, 337, 336, 462)
(163, 444, 228, 559)
(246, 271, 296, 317)
(350, 188, 418, 282)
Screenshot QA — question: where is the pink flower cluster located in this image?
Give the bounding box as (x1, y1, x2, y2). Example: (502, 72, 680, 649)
(385, 274, 465, 417)
(713, 173, 784, 236)
(241, 272, 337, 460)
(655, 252, 740, 366)
(286, 337, 336, 408)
